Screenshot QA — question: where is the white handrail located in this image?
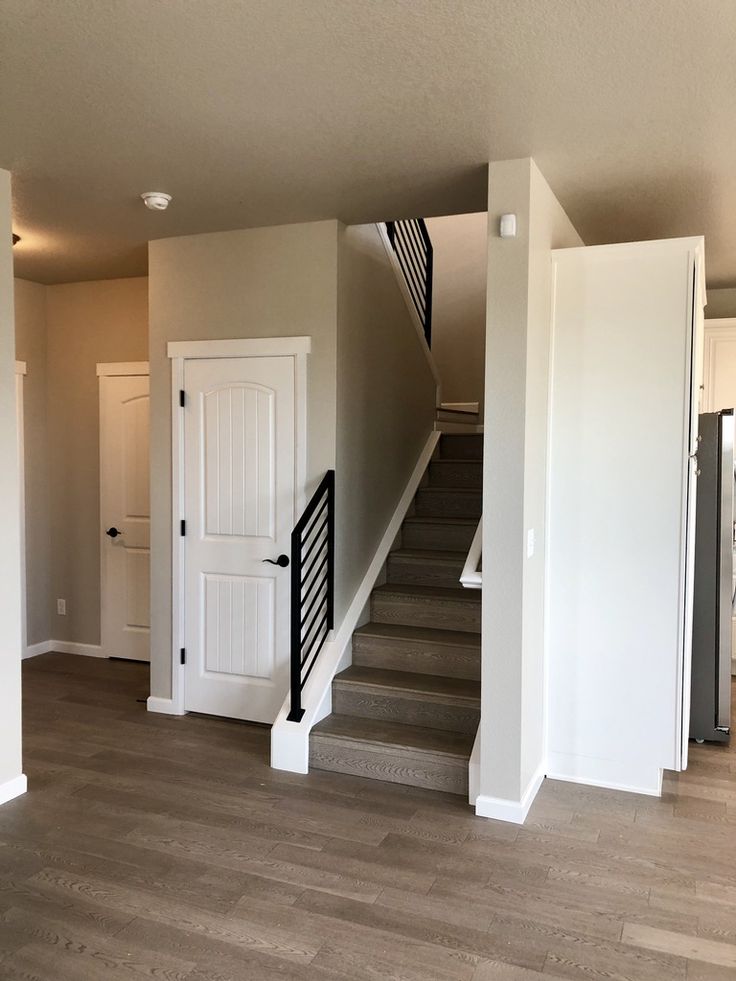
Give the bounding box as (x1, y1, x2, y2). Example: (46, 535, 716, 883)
(460, 517, 482, 589)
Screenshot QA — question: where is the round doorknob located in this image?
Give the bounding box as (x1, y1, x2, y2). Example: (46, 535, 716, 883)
(262, 554, 289, 568)
(105, 527, 122, 538)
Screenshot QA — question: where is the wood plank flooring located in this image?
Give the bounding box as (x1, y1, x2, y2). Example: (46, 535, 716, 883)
(1, 654, 735, 979)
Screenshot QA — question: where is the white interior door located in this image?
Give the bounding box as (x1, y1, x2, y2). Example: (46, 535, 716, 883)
(100, 371, 151, 661)
(183, 355, 295, 723)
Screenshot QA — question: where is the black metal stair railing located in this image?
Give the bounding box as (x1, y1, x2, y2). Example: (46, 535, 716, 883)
(385, 218, 433, 347)
(287, 470, 335, 722)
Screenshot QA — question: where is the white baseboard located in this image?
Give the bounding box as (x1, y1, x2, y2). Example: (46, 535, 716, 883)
(270, 430, 442, 774)
(546, 752, 663, 797)
(147, 696, 185, 716)
(23, 640, 104, 660)
(0, 774, 27, 806)
(23, 640, 53, 660)
(475, 764, 545, 824)
(49, 640, 105, 658)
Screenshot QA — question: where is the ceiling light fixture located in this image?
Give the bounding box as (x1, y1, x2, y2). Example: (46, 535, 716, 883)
(141, 191, 172, 211)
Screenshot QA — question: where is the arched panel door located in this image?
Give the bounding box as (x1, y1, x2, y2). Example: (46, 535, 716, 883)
(182, 356, 295, 723)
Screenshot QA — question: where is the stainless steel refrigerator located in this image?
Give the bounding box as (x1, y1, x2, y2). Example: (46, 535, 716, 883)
(690, 409, 734, 744)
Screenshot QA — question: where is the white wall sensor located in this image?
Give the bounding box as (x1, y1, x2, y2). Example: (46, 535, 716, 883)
(499, 213, 517, 238)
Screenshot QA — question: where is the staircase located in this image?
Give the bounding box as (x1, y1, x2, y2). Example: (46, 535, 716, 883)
(310, 433, 482, 797)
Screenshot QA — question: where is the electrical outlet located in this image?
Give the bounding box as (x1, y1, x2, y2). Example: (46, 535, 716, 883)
(57, 598, 66, 616)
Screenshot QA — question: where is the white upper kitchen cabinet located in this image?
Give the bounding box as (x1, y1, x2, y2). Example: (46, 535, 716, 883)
(546, 237, 705, 796)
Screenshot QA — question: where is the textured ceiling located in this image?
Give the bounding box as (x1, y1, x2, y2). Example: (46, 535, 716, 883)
(2, 0, 735, 285)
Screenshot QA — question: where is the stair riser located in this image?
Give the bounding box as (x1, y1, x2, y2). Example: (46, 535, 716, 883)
(310, 737, 468, 796)
(371, 595, 481, 633)
(402, 521, 476, 551)
(352, 635, 481, 680)
(415, 489, 481, 519)
(440, 435, 483, 460)
(387, 556, 464, 589)
(429, 461, 483, 489)
(333, 686, 480, 734)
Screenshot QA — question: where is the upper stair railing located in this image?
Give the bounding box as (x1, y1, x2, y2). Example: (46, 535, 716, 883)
(385, 218, 433, 347)
(287, 471, 335, 722)
(460, 517, 482, 589)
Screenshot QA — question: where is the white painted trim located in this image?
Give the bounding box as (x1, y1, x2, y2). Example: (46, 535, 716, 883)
(475, 764, 546, 824)
(460, 518, 482, 589)
(167, 337, 311, 360)
(170, 356, 186, 716)
(468, 727, 480, 805)
(546, 753, 664, 797)
(51, 640, 105, 658)
(16, 366, 26, 659)
(434, 420, 484, 434)
(271, 430, 441, 773)
(376, 223, 442, 407)
(96, 362, 149, 377)
(146, 696, 182, 716)
(0, 774, 27, 806)
(167, 338, 309, 719)
(23, 640, 53, 660)
(441, 401, 479, 413)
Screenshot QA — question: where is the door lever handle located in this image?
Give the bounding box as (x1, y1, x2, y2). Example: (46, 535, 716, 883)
(105, 527, 122, 538)
(262, 554, 290, 568)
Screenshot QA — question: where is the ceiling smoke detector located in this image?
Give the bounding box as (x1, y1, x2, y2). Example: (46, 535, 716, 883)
(141, 191, 172, 211)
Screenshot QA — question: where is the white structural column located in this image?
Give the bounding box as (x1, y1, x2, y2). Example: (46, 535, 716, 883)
(0, 169, 25, 806)
(477, 159, 582, 823)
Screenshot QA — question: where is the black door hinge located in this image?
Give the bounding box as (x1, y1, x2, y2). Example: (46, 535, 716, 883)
(179, 389, 185, 408)
(180, 648, 186, 665)
(180, 519, 186, 536)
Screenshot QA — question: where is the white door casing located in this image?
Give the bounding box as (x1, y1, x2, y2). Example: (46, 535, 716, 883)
(16, 362, 26, 657)
(170, 337, 309, 723)
(99, 364, 151, 661)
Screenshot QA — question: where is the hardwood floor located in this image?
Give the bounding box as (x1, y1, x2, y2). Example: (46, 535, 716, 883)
(1, 654, 735, 979)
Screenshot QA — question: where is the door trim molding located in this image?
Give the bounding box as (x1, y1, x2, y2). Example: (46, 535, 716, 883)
(161, 337, 310, 717)
(167, 337, 311, 360)
(96, 362, 150, 377)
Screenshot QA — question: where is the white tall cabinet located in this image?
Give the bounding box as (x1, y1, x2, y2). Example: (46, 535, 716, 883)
(546, 237, 705, 795)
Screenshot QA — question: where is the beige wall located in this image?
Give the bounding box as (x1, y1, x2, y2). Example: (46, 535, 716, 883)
(0, 169, 23, 792)
(481, 159, 583, 806)
(706, 287, 736, 320)
(148, 221, 339, 700)
(335, 224, 437, 618)
(424, 213, 487, 409)
(14, 280, 50, 647)
(28, 279, 148, 647)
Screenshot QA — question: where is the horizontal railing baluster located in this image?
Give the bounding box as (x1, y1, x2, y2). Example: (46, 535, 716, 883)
(287, 470, 335, 723)
(384, 218, 433, 347)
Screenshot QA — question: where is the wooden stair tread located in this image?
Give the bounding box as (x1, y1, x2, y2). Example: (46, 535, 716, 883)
(389, 547, 466, 563)
(431, 458, 482, 465)
(353, 622, 481, 649)
(403, 515, 477, 526)
(373, 583, 481, 604)
(334, 665, 480, 702)
(311, 714, 475, 760)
